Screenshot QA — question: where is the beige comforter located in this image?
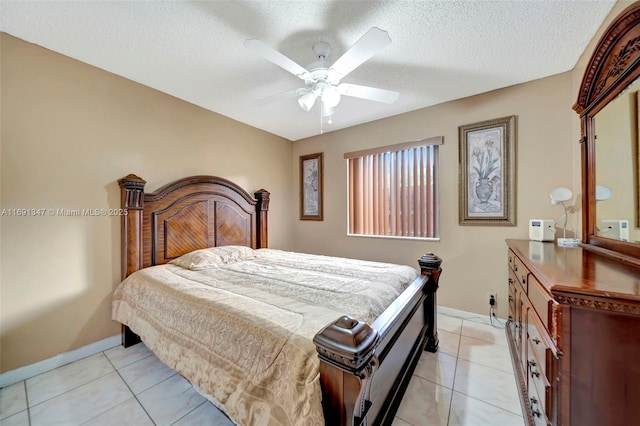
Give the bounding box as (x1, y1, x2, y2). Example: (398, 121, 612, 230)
(112, 248, 418, 426)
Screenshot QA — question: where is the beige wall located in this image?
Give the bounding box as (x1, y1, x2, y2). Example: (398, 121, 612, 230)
(0, 34, 293, 373)
(292, 73, 574, 318)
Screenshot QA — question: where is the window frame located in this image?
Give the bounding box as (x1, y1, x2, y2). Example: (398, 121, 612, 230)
(344, 136, 443, 241)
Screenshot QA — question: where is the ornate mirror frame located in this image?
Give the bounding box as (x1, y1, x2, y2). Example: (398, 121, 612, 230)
(574, 1, 640, 266)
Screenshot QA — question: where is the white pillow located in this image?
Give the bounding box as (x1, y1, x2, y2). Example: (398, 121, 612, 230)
(169, 245, 255, 270)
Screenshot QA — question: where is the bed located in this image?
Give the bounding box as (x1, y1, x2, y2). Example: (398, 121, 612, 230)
(114, 174, 442, 426)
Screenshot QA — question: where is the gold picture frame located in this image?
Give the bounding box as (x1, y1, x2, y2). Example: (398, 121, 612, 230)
(459, 115, 517, 226)
(300, 152, 323, 220)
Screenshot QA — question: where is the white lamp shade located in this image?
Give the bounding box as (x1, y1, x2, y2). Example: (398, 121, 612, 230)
(595, 185, 613, 201)
(550, 187, 572, 204)
(321, 86, 341, 108)
(298, 91, 317, 111)
(321, 102, 334, 117)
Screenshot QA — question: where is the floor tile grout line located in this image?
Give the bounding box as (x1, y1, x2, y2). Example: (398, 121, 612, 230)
(108, 345, 224, 426)
(25, 358, 116, 410)
(450, 387, 525, 418)
(445, 323, 463, 426)
(23, 379, 31, 426)
(105, 349, 154, 371)
(103, 350, 157, 426)
(15, 313, 516, 426)
(169, 400, 208, 426)
(69, 368, 146, 426)
(450, 318, 523, 419)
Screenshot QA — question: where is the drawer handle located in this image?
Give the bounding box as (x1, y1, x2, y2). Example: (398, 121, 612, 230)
(508, 295, 514, 302)
(532, 337, 541, 344)
(514, 264, 518, 271)
(530, 395, 542, 418)
(521, 276, 526, 284)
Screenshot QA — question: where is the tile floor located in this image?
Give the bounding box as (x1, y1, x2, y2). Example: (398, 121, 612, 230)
(0, 309, 524, 425)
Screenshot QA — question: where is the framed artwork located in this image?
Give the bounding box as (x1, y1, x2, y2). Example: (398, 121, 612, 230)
(459, 115, 516, 226)
(300, 152, 323, 220)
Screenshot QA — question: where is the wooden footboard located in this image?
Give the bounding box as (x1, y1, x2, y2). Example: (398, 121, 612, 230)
(314, 253, 442, 426)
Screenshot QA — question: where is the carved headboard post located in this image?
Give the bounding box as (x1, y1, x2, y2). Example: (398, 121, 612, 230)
(254, 189, 270, 248)
(119, 174, 146, 280)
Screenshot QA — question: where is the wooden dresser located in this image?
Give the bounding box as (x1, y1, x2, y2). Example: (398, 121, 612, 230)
(506, 239, 640, 426)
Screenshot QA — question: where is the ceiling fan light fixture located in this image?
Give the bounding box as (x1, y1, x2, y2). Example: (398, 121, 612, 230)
(298, 91, 317, 111)
(321, 102, 334, 117)
(321, 86, 341, 108)
(247, 26, 398, 127)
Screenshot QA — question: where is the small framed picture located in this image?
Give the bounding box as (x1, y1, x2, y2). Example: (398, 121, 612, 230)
(300, 152, 323, 220)
(459, 116, 516, 226)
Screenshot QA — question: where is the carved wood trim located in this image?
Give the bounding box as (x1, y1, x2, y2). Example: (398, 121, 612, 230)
(506, 325, 535, 426)
(254, 189, 270, 248)
(119, 174, 146, 280)
(145, 175, 257, 205)
(119, 174, 269, 277)
(574, 1, 640, 263)
(551, 302, 562, 350)
(313, 316, 380, 373)
(574, 2, 640, 114)
(553, 293, 640, 315)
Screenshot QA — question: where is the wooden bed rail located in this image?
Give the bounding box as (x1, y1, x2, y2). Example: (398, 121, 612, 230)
(314, 253, 442, 426)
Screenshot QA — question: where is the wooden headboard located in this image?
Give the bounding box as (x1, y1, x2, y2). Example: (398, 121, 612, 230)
(118, 174, 270, 279)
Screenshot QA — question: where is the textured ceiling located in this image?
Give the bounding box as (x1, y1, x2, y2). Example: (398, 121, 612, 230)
(1, 1, 616, 141)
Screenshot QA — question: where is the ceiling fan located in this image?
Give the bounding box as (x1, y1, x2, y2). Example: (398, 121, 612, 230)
(245, 27, 399, 120)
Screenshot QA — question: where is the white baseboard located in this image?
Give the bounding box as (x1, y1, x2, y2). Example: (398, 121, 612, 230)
(0, 334, 121, 388)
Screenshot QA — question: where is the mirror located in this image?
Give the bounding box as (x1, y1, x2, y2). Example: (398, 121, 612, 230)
(574, 1, 640, 264)
(593, 79, 640, 243)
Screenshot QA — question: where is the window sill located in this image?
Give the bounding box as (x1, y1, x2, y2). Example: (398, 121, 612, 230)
(346, 233, 440, 242)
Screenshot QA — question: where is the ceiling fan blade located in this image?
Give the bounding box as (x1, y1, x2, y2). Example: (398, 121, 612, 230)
(253, 88, 308, 106)
(244, 39, 311, 80)
(329, 27, 392, 80)
(337, 83, 399, 104)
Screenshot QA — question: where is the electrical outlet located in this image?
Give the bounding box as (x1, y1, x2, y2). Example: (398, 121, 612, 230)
(488, 292, 497, 307)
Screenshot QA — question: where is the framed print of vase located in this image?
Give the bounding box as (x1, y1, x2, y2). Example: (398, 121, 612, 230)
(300, 152, 323, 220)
(459, 116, 516, 226)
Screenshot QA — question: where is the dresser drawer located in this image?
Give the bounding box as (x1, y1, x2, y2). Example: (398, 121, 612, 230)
(526, 309, 552, 377)
(526, 310, 555, 426)
(528, 275, 553, 331)
(508, 249, 516, 272)
(528, 380, 551, 426)
(527, 338, 551, 425)
(508, 249, 529, 288)
(508, 268, 517, 319)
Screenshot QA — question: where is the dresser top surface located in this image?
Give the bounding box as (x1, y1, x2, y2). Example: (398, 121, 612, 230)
(507, 239, 640, 303)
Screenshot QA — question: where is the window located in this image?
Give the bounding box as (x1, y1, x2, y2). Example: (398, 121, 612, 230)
(345, 137, 441, 239)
